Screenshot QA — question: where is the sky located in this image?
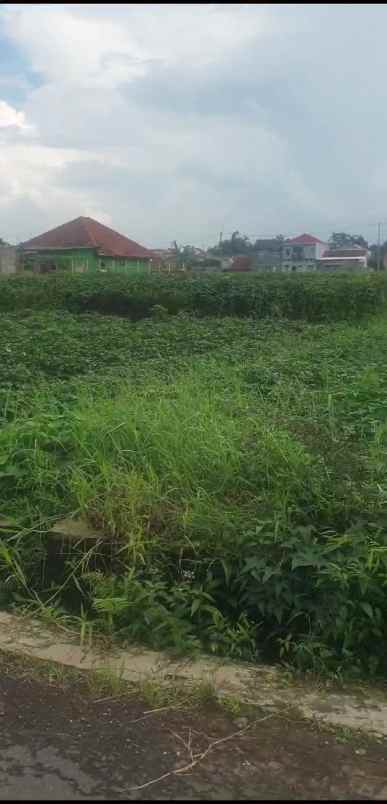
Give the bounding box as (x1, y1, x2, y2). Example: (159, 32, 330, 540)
(0, 2, 387, 248)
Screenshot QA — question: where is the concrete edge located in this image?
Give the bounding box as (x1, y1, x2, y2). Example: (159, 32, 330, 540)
(0, 610, 386, 738)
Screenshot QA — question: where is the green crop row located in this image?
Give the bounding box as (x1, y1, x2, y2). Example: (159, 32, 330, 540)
(1, 271, 386, 321)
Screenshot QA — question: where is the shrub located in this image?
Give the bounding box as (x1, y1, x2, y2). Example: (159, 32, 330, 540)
(1, 272, 386, 322)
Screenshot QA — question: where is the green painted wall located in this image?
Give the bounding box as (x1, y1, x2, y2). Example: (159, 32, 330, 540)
(22, 248, 150, 275)
(97, 256, 150, 275)
(22, 248, 97, 273)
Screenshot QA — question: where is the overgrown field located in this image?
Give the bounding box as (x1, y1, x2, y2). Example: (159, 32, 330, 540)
(1, 271, 386, 321)
(1, 275, 387, 678)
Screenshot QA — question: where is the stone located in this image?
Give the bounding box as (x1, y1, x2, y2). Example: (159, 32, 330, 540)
(50, 517, 103, 543)
(0, 517, 18, 531)
(234, 717, 249, 730)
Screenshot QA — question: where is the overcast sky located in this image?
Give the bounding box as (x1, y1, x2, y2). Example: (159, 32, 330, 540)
(0, 3, 386, 248)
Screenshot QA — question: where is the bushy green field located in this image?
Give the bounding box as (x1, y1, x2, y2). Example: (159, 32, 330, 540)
(1, 277, 387, 678)
(1, 271, 386, 321)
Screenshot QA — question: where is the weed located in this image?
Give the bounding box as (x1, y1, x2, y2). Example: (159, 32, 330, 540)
(85, 665, 128, 698)
(220, 695, 243, 718)
(138, 678, 177, 709)
(334, 726, 356, 744)
(2, 283, 387, 677)
(188, 679, 219, 708)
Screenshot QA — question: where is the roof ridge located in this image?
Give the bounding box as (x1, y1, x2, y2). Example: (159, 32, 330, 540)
(80, 217, 99, 248)
(286, 233, 326, 245)
(21, 216, 153, 259)
(80, 216, 131, 246)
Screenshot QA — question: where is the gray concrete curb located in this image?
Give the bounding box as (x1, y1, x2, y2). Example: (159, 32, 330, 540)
(1, 610, 387, 737)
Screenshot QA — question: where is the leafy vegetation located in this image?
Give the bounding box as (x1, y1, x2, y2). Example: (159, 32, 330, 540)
(328, 232, 369, 249)
(1, 276, 387, 678)
(1, 271, 386, 322)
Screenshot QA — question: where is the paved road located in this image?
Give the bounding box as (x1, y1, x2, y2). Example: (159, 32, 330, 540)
(0, 656, 387, 800)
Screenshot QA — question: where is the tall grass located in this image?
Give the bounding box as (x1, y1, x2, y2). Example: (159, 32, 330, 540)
(1, 344, 387, 675)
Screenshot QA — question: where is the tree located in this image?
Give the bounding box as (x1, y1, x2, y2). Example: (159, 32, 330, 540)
(210, 231, 253, 257)
(328, 232, 368, 249)
(171, 242, 198, 266)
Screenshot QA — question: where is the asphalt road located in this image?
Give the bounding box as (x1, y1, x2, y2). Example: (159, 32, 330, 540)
(0, 656, 387, 800)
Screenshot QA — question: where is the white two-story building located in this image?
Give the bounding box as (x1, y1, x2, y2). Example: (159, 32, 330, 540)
(281, 234, 328, 272)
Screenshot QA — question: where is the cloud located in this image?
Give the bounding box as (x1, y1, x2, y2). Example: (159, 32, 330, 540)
(0, 142, 115, 242)
(2, 3, 270, 89)
(0, 98, 30, 129)
(0, 3, 387, 246)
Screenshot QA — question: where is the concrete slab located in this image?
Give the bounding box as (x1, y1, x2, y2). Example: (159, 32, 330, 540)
(0, 610, 386, 737)
(50, 517, 103, 542)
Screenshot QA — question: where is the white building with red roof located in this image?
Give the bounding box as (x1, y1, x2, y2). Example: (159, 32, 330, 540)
(281, 233, 329, 272)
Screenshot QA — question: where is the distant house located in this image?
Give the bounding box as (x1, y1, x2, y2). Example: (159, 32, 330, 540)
(233, 255, 253, 272)
(151, 248, 177, 265)
(0, 245, 17, 274)
(223, 255, 253, 272)
(316, 246, 369, 273)
(192, 256, 222, 272)
(190, 247, 207, 259)
(220, 257, 233, 271)
(20, 216, 153, 274)
(152, 247, 222, 273)
(251, 238, 283, 271)
(282, 234, 328, 272)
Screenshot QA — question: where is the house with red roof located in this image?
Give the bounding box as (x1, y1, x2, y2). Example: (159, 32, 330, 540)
(20, 216, 153, 275)
(281, 233, 329, 272)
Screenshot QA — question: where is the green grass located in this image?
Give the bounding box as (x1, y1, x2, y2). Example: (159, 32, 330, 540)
(1, 294, 387, 677)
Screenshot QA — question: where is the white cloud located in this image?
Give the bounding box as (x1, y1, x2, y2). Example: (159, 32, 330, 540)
(0, 98, 29, 128)
(2, 3, 270, 89)
(1, 3, 387, 246)
(2, 6, 147, 88)
(0, 142, 116, 242)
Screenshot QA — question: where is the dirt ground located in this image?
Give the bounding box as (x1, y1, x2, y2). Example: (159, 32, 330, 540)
(0, 654, 386, 801)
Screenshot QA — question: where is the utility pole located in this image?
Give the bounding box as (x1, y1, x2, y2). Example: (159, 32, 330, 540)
(377, 222, 382, 272)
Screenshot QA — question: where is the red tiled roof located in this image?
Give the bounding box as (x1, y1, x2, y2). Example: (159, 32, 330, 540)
(286, 233, 326, 245)
(21, 216, 153, 260)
